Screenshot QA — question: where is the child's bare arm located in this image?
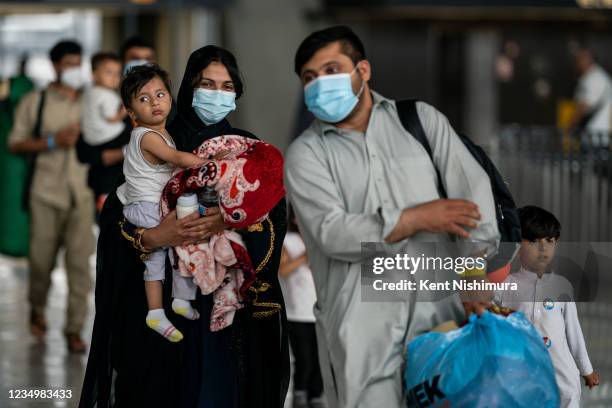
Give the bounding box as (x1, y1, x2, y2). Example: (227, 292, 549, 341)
(278, 247, 308, 278)
(174, 151, 206, 168)
(106, 105, 128, 123)
(140, 131, 205, 168)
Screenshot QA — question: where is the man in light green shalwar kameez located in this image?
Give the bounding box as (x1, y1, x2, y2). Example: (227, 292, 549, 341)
(285, 26, 500, 408)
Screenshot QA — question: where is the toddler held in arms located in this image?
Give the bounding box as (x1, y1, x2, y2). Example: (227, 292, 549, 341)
(117, 64, 205, 342)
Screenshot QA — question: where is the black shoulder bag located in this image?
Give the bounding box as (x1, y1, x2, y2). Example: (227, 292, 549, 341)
(395, 98, 521, 273)
(21, 90, 46, 210)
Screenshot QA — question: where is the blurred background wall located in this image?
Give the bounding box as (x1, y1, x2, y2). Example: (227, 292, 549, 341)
(1, 0, 611, 150)
(2, 0, 612, 248)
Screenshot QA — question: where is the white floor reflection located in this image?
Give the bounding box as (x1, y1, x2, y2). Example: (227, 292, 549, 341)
(0, 253, 94, 408)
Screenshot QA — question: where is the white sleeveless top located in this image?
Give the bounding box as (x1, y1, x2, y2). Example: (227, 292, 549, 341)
(279, 232, 317, 322)
(118, 126, 176, 205)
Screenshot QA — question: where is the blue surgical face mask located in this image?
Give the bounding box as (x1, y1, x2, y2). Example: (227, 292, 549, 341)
(304, 66, 365, 123)
(192, 88, 236, 125)
(123, 59, 149, 75)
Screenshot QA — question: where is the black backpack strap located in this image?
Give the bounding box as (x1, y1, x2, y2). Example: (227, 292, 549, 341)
(33, 90, 46, 138)
(395, 98, 447, 198)
(21, 90, 46, 210)
(395, 99, 433, 157)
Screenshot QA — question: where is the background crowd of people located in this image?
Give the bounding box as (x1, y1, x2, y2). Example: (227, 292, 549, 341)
(1, 2, 612, 408)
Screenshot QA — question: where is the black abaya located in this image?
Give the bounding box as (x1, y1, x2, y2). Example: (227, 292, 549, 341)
(79, 46, 289, 408)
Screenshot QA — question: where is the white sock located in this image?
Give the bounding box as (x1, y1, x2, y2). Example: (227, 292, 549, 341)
(146, 309, 183, 342)
(172, 299, 200, 320)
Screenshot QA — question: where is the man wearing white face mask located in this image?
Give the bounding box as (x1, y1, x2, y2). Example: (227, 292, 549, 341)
(120, 36, 156, 76)
(8, 40, 94, 354)
(76, 36, 158, 198)
(285, 26, 500, 407)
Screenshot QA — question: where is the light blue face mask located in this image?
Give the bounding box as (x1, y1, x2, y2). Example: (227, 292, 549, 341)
(304, 67, 365, 123)
(123, 59, 150, 75)
(192, 88, 236, 125)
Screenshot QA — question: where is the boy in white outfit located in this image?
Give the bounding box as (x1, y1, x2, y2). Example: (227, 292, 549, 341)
(495, 206, 599, 407)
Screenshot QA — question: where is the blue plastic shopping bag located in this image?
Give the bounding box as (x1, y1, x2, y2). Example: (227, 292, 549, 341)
(404, 311, 559, 407)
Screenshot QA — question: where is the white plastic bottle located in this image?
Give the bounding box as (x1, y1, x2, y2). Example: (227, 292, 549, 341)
(176, 193, 199, 219)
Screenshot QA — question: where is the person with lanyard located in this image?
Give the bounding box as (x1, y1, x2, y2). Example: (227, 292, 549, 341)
(8, 40, 94, 354)
(79, 45, 290, 408)
(285, 26, 500, 407)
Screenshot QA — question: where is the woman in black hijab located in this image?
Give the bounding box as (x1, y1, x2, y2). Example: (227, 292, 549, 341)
(79, 46, 289, 408)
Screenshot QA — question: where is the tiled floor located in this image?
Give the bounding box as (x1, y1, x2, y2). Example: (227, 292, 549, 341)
(0, 252, 611, 407)
(0, 251, 295, 408)
(0, 253, 94, 408)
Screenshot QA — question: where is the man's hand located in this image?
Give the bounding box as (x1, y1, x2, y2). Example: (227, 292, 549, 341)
(54, 124, 80, 148)
(584, 372, 600, 389)
(386, 199, 481, 242)
(462, 301, 491, 318)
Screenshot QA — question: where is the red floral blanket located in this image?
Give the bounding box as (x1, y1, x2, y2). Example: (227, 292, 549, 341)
(160, 135, 284, 331)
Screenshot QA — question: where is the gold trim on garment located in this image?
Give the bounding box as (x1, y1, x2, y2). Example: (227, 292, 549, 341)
(247, 222, 264, 232)
(118, 219, 136, 245)
(118, 219, 151, 261)
(255, 217, 274, 273)
(249, 281, 281, 319)
(253, 306, 281, 318)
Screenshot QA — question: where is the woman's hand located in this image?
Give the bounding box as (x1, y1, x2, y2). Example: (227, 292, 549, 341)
(141, 210, 199, 249)
(185, 207, 227, 244)
(141, 208, 227, 249)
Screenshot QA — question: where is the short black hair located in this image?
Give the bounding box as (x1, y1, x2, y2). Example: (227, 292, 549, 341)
(120, 36, 155, 61)
(49, 40, 82, 63)
(294, 25, 366, 75)
(189, 45, 244, 99)
(518, 206, 561, 241)
(120, 64, 172, 109)
(91, 52, 121, 71)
